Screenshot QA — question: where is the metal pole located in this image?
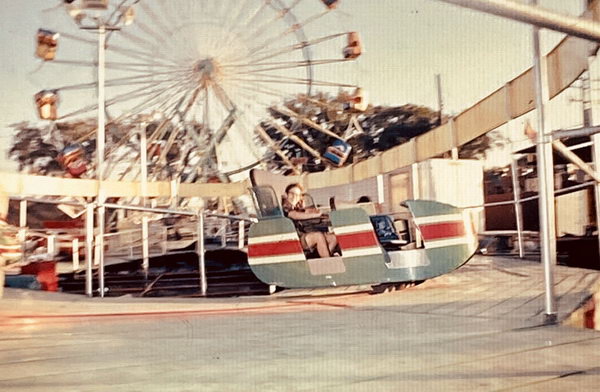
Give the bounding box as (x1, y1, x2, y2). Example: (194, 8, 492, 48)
(97, 24, 107, 298)
(238, 220, 245, 249)
(197, 212, 207, 296)
(141, 215, 149, 279)
(587, 57, 600, 261)
(435, 74, 443, 125)
(510, 157, 524, 258)
(140, 123, 148, 206)
(531, 0, 557, 324)
(435, 0, 600, 43)
(411, 162, 423, 248)
(47, 234, 56, 256)
(18, 199, 27, 233)
(450, 118, 459, 160)
(97, 24, 106, 185)
(96, 213, 105, 297)
(221, 219, 227, 248)
(19, 199, 27, 264)
(72, 238, 80, 271)
(552, 125, 600, 140)
(85, 203, 94, 297)
(377, 174, 385, 205)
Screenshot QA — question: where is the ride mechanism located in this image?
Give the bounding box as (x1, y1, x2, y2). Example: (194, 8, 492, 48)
(3, 0, 477, 295)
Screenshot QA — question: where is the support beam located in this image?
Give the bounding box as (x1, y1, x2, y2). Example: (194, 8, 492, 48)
(436, 0, 600, 43)
(254, 125, 301, 175)
(552, 125, 600, 140)
(551, 140, 600, 183)
(510, 158, 524, 258)
(273, 106, 343, 140)
(268, 120, 322, 160)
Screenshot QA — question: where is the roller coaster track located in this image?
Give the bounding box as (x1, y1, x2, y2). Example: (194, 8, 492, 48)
(3, 1, 600, 199)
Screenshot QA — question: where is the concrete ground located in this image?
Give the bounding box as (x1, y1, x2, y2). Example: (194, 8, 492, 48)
(0, 255, 599, 391)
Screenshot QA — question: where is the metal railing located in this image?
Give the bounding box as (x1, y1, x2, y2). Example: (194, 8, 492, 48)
(8, 196, 257, 298)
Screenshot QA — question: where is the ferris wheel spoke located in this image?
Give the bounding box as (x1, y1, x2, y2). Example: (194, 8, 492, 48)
(108, 43, 184, 67)
(234, 0, 271, 40)
(115, 30, 161, 54)
(104, 0, 135, 26)
(230, 74, 357, 88)
(241, 0, 298, 46)
(229, 58, 353, 75)
(246, 8, 330, 58)
(156, 0, 188, 42)
(52, 70, 190, 91)
(244, 32, 346, 64)
(59, 77, 191, 120)
(232, 82, 291, 103)
(50, 59, 186, 73)
(218, 0, 274, 51)
(133, 19, 170, 49)
(137, 1, 172, 36)
(111, 79, 192, 126)
(221, 0, 255, 39)
(56, 31, 97, 46)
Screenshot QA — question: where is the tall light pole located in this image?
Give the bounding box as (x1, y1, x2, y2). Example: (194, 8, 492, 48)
(66, 1, 134, 297)
(530, 0, 557, 323)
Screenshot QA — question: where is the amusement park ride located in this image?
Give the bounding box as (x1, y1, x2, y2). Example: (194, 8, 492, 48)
(246, 172, 477, 289)
(1, 0, 479, 297)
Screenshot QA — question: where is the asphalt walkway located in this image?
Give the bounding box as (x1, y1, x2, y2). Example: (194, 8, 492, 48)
(0, 255, 599, 391)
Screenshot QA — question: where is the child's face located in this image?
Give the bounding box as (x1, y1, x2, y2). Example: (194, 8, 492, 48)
(287, 187, 303, 206)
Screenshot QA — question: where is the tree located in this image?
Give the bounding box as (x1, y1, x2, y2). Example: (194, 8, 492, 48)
(257, 92, 441, 173)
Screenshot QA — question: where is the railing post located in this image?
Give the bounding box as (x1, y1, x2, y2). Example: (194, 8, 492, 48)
(97, 206, 106, 298)
(411, 162, 423, 248)
(19, 199, 27, 264)
(238, 220, 245, 249)
(510, 157, 524, 258)
(85, 203, 94, 297)
(221, 219, 227, 248)
(197, 212, 207, 296)
(142, 215, 149, 280)
(47, 234, 56, 256)
(72, 238, 80, 270)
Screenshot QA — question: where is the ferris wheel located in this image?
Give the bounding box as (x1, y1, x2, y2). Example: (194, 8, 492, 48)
(32, 0, 363, 182)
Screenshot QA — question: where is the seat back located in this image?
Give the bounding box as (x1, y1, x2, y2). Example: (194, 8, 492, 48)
(250, 169, 304, 200)
(370, 215, 400, 243)
(249, 186, 283, 219)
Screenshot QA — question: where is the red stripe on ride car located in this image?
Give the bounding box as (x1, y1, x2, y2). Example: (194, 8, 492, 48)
(419, 221, 465, 240)
(248, 239, 303, 257)
(337, 231, 379, 249)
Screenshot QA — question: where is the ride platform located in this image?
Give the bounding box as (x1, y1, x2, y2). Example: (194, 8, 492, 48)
(0, 255, 599, 391)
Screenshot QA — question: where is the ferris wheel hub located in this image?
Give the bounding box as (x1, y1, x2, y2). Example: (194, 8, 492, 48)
(193, 58, 222, 85)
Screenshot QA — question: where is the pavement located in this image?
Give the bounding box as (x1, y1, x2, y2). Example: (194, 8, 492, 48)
(0, 255, 599, 391)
